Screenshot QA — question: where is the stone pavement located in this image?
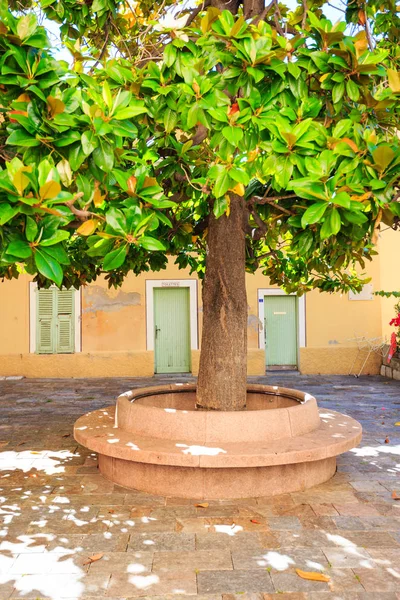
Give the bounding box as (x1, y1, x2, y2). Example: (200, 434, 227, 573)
(0, 373, 399, 600)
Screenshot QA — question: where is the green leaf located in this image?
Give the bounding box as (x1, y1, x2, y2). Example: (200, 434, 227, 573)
(106, 207, 126, 235)
(332, 82, 345, 105)
(346, 79, 359, 102)
(332, 192, 350, 208)
(93, 143, 114, 173)
(139, 236, 166, 251)
(164, 109, 178, 133)
(26, 216, 38, 242)
(213, 196, 228, 218)
(164, 44, 177, 68)
(54, 131, 81, 147)
(113, 103, 147, 119)
(222, 126, 243, 145)
(103, 245, 128, 270)
(6, 240, 32, 259)
(34, 248, 63, 286)
(301, 202, 328, 227)
(6, 130, 40, 147)
(214, 170, 231, 198)
(40, 230, 70, 246)
(329, 207, 341, 235)
(229, 167, 250, 185)
(0, 204, 19, 225)
(102, 80, 113, 110)
(81, 131, 97, 156)
(297, 230, 313, 254)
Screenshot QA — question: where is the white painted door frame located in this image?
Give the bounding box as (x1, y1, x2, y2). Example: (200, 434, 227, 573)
(145, 279, 198, 351)
(29, 282, 82, 353)
(258, 288, 306, 351)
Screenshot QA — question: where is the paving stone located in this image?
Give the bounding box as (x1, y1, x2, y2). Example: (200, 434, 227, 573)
(106, 569, 197, 596)
(128, 532, 195, 553)
(152, 549, 233, 572)
(266, 517, 302, 531)
(271, 570, 331, 593)
(353, 568, 400, 592)
(196, 532, 265, 552)
(87, 551, 154, 574)
(198, 569, 274, 594)
(322, 547, 376, 568)
(232, 547, 330, 572)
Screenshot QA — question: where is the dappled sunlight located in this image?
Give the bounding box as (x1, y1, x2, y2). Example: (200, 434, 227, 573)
(213, 524, 243, 535)
(176, 443, 227, 456)
(350, 444, 400, 457)
(0, 450, 78, 475)
(128, 573, 159, 589)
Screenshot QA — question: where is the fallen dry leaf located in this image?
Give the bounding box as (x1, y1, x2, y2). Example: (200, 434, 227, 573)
(83, 552, 104, 565)
(295, 569, 330, 582)
(62, 434, 71, 438)
(385, 437, 390, 444)
(195, 503, 209, 508)
(108, 509, 115, 514)
(395, 422, 400, 426)
(30, 451, 40, 454)
(250, 519, 261, 524)
(391, 491, 400, 500)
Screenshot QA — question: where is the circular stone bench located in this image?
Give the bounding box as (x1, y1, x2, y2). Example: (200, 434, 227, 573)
(74, 383, 362, 499)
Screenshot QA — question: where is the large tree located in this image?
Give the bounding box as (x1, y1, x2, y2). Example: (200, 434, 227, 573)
(1, 0, 400, 409)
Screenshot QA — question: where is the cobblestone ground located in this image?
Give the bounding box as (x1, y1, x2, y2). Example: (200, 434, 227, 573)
(0, 373, 399, 600)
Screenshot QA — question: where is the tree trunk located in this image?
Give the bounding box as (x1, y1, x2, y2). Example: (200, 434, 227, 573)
(196, 194, 248, 411)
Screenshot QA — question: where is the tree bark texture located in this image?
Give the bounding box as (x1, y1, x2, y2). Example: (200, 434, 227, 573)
(196, 194, 248, 411)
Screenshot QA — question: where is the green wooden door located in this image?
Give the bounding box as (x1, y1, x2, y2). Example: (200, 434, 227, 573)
(154, 287, 191, 373)
(264, 295, 297, 367)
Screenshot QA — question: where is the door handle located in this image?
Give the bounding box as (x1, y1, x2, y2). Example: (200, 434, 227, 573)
(155, 326, 160, 338)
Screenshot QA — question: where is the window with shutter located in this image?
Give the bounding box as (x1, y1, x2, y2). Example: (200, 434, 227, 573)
(36, 287, 76, 354)
(37, 289, 55, 354)
(56, 289, 74, 353)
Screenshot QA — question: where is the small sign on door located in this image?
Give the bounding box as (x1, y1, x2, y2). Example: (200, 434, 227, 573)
(161, 281, 180, 287)
(274, 311, 287, 315)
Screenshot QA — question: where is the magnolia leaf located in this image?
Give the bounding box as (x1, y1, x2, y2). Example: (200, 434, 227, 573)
(6, 240, 32, 259)
(127, 176, 137, 196)
(140, 236, 166, 251)
(301, 202, 328, 227)
(17, 14, 37, 39)
(83, 552, 104, 566)
(77, 220, 99, 236)
(47, 96, 65, 118)
(57, 159, 73, 187)
(13, 167, 32, 196)
(103, 245, 128, 270)
(39, 180, 61, 200)
(387, 68, 400, 93)
(34, 249, 63, 286)
(295, 569, 330, 582)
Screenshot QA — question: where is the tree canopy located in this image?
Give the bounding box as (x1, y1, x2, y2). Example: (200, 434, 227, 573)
(1, 0, 400, 293)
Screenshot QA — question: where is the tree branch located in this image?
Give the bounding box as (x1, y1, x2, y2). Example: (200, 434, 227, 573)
(249, 194, 297, 215)
(185, 0, 211, 26)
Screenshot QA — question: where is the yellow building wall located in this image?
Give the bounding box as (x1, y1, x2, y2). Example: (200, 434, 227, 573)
(378, 227, 400, 340)
(0, 247, 389, 377)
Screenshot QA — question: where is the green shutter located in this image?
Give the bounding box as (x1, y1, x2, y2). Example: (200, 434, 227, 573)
(37, 288, 55, 354)
(56, 289, 74, 353)
(36, 287, 75, 354)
